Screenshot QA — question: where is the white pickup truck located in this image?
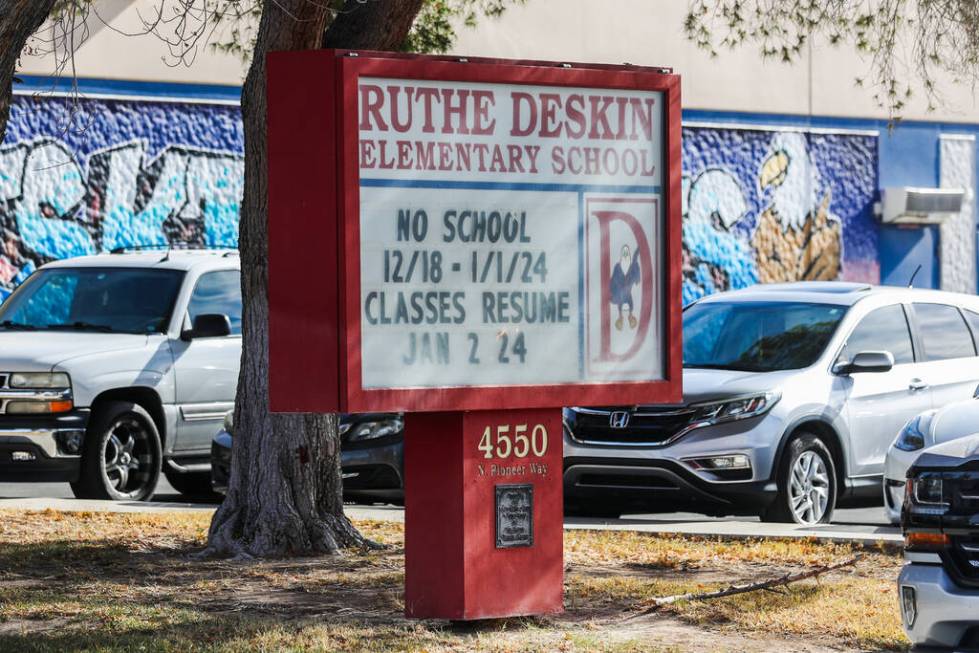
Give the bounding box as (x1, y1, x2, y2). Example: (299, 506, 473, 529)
(0, 249, 241, 500)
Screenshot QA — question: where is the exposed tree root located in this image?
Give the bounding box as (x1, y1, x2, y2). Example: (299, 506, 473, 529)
(199, 491, 385, 560)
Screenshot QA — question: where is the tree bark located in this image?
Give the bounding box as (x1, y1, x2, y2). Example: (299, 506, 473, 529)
(205, 0, 424, 558)
(0, 1, 59, 142)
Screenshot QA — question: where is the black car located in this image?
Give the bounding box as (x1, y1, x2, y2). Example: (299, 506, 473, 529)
(899, 434, 979, 649)
(210, 411, 404, 504)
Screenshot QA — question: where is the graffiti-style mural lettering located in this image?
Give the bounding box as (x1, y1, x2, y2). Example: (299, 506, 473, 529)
(0, 96, 243, 299)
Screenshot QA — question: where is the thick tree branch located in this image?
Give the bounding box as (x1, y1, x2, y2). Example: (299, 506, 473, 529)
(324, 0, 426, 50)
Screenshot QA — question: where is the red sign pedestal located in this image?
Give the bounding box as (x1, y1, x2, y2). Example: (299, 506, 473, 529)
(404, 408, 564, 620)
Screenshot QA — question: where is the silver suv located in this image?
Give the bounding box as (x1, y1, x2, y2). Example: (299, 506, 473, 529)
(564, 282, 979, 524)
(0, 250, 241, 501)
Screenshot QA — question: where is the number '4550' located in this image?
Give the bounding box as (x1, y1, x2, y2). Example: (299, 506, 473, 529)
(477, 424, 548, 459)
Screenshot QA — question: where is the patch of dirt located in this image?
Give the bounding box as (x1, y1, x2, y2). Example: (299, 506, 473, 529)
(607, 615, 849, 653)
(0, 618, 71, 637)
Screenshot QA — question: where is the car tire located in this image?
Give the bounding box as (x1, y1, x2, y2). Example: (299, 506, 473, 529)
(70, 401, 162, 502)
(565, 500, 621, 519)
(763, 433, 837, 525)
(163, 469, 220, 501)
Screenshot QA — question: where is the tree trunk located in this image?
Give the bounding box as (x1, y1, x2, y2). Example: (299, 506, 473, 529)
(206, 0, 424, 558)
(0, 1, 59, 142)
(323, 0, 425, 50)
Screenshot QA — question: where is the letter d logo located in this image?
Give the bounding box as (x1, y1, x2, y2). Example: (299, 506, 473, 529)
(591, 209, 653, 362)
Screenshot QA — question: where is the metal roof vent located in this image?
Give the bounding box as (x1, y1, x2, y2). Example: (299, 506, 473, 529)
(879, 187, 966, 225)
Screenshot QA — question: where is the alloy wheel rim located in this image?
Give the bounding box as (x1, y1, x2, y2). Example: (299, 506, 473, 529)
(789, 451, 830, 525)
(102, 417, 152, 498)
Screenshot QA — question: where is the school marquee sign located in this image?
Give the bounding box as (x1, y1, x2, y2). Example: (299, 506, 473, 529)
(269, 51, 681, 413)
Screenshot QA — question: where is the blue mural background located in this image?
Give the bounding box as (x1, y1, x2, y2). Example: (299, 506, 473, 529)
(681, 126, 879, 304)
(0, 95, 243, 299)
(0, 96, 881, 306)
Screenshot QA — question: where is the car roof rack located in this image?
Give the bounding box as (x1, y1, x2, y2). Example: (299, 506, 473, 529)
(108, 243, 237, 254)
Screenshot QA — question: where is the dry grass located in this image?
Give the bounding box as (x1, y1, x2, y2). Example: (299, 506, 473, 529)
(0, 510, 907, 652)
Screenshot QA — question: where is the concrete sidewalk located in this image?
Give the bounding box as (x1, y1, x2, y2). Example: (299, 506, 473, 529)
(0, 497, 902, 546)
(0, 497, 216, 513)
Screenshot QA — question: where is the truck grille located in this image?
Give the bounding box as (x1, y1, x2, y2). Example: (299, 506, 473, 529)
(938, 471, 979, 587)
(946, 535, 979, 586)
(949, 474, 979, 513)
(567, 407, 698, 446)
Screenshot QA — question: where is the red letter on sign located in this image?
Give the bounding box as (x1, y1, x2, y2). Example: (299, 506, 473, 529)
(510, 92, 538, 137)
(359, 84, 388, 131)
(472, 90, 497, 135)
(539, 93, 562, 138)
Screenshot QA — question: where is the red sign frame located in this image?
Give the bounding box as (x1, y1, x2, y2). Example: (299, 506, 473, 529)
(268, 49, 682, 414)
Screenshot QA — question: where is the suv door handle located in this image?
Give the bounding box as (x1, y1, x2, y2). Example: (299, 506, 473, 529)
(909, 378, 929, 391)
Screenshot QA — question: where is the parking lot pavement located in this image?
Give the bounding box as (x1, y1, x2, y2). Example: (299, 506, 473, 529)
(0, 481, 900, 544)
(564, 506, 901, 546)
(0, 479, 219, 512)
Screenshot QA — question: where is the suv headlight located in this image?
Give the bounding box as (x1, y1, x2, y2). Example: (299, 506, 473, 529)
(690, 392, 780, 426)
(9, 372, 70, 389)
(894, 412, 934, 452)
(346, 417, 403, 442)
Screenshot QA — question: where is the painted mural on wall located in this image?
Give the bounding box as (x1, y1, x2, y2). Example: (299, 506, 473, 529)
(0, 97, 879, 306)
(0, 95, 243, 299)
(681, 127, 879, 304)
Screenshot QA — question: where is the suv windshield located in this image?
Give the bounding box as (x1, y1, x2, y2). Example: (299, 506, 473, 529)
(0, 267, 185, 334)
(683, 301, 847, 372)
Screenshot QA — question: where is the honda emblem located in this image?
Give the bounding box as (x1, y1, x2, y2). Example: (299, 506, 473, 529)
(609, 411, 630, 429)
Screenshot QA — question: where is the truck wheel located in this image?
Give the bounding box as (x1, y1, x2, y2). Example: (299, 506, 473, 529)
(763, 433, 837, 525)
(163, 468, 219, 501)
(70, 401, 161, 502)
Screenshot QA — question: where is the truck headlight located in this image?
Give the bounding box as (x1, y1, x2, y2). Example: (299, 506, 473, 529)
(905, 473, 948, 517)
(895, 412, 934, 452)
(911, 476, 946, 506)
(691, 392, 781, 426)
(9, 372, 70, 389)
(346, 417, 403, 442)
(5, 399, 74, 414)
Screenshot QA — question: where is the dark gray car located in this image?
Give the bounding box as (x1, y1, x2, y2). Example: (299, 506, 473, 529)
(211, 412, 403, 503)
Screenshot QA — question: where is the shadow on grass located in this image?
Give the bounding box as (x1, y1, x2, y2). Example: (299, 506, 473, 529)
(0, 537, 413, 650)
(0, 613, 436, 653)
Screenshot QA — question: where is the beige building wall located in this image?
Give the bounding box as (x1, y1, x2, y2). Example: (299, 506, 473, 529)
(18, 0, 248, 87)
(447, 0, 979, 123)
(15, 0, 979, 122)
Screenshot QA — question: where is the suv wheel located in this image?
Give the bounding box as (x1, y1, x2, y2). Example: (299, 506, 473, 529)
(763, 433, 837, 525)
(70, 401, 162, 502)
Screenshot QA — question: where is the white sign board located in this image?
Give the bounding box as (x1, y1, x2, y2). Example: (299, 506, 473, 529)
(357, 78, 664, 390)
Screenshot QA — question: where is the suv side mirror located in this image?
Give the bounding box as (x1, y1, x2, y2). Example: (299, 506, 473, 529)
(181, 314, 231, 340)
(834, 350, 894, 375)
